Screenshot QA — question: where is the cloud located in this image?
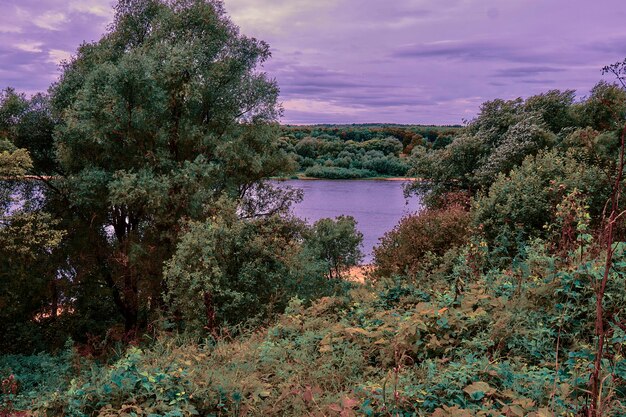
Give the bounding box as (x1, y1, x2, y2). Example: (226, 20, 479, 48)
(0, 24, 22, 34)
(391, 40, 534, 62)
(69, 0, 114, 18)
(494, 66, 566, 78)
(15, 42, 44, 53)
(226, 0, 337, 35)
(270, 61, 433, 113)
(586, 36, 626, 56)
(0, 6, 26, 34)
(33, 11, 68, 31)
(47, 49, 72, 64)
(284, 98, 366, 115)
(2, 0, 626, 124)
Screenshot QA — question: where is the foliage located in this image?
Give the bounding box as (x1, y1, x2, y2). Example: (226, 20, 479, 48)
(303, 166, 375, 179)
(409, 134, 485, 203)
(277, 125, 457, 179)
(0, 145, 32, 178)
(0, 345, 74, 410)
(0, 92, 66, 353)
(3, 3, 626, 415)
(41, 0, 297, 334)
(373, 204, 472, 277)
(164, 202, 342, 332)
(472, 150, 608, 246)
(407, 84, 625, 203)
(16, 236, 626, 416)
(473, 116, 556, 187)
(301, 215, 364, 279)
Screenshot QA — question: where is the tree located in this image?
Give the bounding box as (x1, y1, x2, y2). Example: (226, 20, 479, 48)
(48, 0, 296, 332)
(575, 81, 626, 131)
(408, 134, 486, 205)
(0, 133, 65, 351)
(164, 202, 309, 332)
(473, 150, 607, 245)
(522, 89, 576, 134)
(473, 116, 555, 187)
(301, 216, 363, 279)
(407, 89, 609, 205)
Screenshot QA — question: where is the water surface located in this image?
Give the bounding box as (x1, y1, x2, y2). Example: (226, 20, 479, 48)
(279, 179, 422, 263)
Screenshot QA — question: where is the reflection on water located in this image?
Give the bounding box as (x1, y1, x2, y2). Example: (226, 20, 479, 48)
(278, 179, 422, 263)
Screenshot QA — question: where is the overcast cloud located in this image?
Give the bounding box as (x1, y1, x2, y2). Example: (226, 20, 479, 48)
(1, 0, 625, 124)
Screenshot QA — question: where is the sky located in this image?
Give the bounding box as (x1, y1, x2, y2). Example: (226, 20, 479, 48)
(1, 0, 626, 125)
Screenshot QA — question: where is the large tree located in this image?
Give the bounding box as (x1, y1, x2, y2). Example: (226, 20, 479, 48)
(49, 0, 295, 332)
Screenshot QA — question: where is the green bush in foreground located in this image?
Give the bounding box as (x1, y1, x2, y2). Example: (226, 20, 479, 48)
(164, 205, 362, 333)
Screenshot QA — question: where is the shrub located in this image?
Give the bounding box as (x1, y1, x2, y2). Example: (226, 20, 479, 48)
(473, 150, 609, 246)
(30, 263, 608, 416)
(164, 205, 315, 332)
(0, 346, 74, 411)
(373, 204, 472, 277)
(164, 205, 356, 333)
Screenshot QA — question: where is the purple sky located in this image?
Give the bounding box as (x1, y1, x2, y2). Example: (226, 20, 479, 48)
(2, 0, 626, 124)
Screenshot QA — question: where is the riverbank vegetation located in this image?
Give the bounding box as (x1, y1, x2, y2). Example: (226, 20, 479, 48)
(2, 0, 626, 416)
(277, 124, 460, 179)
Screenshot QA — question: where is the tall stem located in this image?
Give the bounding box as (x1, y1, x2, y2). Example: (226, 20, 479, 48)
(588, 123, 626, 416)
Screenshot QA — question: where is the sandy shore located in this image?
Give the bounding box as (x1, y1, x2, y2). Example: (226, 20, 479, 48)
(345, 265, 374, 283)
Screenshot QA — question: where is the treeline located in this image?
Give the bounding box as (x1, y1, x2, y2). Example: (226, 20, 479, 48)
(408, 83, 624, 241)
(278, 124, 460, 179)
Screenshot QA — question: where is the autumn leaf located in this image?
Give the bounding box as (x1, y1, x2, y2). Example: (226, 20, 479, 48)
(341, 397, 359, 409)
(463, 381, 493, 400)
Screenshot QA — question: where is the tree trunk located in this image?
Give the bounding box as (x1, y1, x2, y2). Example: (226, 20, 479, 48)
(203, 291, 217, 334)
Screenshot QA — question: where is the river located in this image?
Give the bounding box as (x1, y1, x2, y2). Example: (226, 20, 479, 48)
(6, 179, 422, 263)
(278, 179, 422, 263)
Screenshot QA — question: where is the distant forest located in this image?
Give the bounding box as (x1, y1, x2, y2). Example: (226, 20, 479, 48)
(278, 124, 461, 178)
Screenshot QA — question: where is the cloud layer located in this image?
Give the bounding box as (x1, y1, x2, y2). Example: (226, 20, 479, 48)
(2, 0, 626, 124)
(0, 0, 114, 94)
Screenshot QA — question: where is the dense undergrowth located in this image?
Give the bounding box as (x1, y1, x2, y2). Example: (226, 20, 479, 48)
(4, 235, 626, 416)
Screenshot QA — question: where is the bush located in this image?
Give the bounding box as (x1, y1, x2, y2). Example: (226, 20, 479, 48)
(164, 205, 324, 332)
(362, 155, 408, 176)
(373, 204, 472, 277)
(164, 205, 358, 333)
(30, 261, 612, 416)
(473, 150, 609, 246)
(301, 216, 364, 279)
(0, 345, 73, 411)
